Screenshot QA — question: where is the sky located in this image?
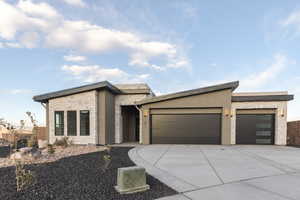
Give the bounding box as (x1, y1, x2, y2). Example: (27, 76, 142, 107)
(0, 0, 300, 126)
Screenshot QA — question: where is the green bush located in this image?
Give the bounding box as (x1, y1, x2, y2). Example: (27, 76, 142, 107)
(47, 144, 55, 154)
(15, 161, 35, 192)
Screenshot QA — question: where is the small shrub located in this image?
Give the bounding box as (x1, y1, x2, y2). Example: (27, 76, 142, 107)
(27, 136, 37, 148)
(47, 144, 55, 154)
(101, 145, 112, 172)
(15, 161, 35, 192)
(54, 137, 69, 148)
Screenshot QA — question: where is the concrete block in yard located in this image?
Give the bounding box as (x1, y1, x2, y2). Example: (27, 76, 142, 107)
(115, 166, 150, 194)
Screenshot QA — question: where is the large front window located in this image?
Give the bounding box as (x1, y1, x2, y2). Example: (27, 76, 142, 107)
(55, 111, 64, 136)
(80, 110, 90, 136)
(67, 111, 77, 136)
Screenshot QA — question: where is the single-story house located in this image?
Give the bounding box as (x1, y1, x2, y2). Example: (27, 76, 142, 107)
(33, 81, 294, 145)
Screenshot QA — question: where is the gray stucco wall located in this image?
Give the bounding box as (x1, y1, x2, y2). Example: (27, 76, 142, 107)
(140, 89, 232, 145)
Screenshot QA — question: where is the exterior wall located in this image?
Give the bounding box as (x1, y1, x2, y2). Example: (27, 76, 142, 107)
(287, 121, 300, 145)
(140, 89, 232, 145)
(114, 94, 149, 143)
(98, 90, 115, 145)
(231, 101, 287, 145)
(48, 91, 97, 145)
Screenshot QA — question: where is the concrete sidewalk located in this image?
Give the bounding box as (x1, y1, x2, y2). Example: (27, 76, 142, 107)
(128, 145, 300, 200)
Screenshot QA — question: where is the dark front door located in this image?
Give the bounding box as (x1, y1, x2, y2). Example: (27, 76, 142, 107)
(236, 114, 275, 144)
(151, 114, 221, 144)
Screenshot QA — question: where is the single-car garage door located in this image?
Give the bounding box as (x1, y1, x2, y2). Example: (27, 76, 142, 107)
(151, 114, 221, 144)
(236, 114, 275, 144)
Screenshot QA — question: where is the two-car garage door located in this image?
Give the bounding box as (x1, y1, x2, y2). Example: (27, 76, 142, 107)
(151, 113, 221, 144)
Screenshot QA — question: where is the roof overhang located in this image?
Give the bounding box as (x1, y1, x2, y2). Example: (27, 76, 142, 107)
(33, 81, 121, 103)
(136, 81, 239, 105)
(232, 95, 294, 102)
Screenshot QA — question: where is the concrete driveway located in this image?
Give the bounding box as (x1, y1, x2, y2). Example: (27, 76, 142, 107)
(128, 145, 300, 200)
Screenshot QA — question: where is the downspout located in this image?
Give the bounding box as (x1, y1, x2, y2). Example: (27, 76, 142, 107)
(134, 103, 143, 144)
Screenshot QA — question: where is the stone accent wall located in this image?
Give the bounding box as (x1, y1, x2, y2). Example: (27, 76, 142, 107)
(114, 94, 149, 144)
(231, 101, 287, 145)
(48, 91, 97, 145)
(287, 121, 300, 145)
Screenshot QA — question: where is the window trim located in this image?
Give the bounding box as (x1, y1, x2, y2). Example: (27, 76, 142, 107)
(54, 111, 64, 136)
(67, 110, 77, 136)
(80, 110, 90, 136)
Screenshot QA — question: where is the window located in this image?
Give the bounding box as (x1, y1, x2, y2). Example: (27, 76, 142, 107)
(80, 110, 90, 136)
(55, 111, 64, 136)
(67, 111, 77, 136)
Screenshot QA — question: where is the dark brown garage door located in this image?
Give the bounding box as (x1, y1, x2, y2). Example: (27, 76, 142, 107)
(236, 114, 275, 144)
(151, 114, 221, 144)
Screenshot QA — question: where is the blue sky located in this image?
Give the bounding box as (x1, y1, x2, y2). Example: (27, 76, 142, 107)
(0, 0, 300, 125)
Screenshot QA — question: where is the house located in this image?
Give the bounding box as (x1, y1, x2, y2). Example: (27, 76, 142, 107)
(33, 81, 294, 145)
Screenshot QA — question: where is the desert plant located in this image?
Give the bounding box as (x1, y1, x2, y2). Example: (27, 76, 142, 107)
(27, 135, 38, 148)
(101, 145, 112, 172)
(54, 137, 69, 148)
(15, 161, 35, 192)
(26, 112, 38, 148)
(47, 144, 55, 154)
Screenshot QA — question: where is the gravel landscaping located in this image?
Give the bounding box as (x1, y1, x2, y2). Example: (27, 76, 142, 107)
(0, 147, 176, 200)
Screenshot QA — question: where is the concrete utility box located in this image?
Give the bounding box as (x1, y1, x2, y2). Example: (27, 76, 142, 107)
(115, 166, 150, 194)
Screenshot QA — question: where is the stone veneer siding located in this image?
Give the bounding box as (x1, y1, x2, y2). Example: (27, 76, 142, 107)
(114, 94, 150, 144)
(48, 91, 97, 145)
(231, 101, 288, 145)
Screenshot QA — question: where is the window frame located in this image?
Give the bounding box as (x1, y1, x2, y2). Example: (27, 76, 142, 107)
(54, 111, 64, 136)
(80, 110, 90, 136)
(67, 111, 77, 136)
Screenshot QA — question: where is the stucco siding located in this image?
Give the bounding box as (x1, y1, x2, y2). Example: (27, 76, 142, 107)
(140, 89, 233, 145)
(48, 91, 97, 145)
(231, 101, 287, 145)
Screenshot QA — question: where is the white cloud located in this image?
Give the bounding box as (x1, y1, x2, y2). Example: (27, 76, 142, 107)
(17, 0, 60, 19)
(64, 54, 86, 62)
(279, 10, 300, 39)
(0, 1, 50, 40)
(0, 89, 32, 95)
(4, 42, 22, 48)
(62, 0, 86, 7)
(19, 31, 39, 48)
(281, 11, 300, 27)
(62, 65, 150, 83)
(240, 54, 290, 90)
(0, 0, 188, 71)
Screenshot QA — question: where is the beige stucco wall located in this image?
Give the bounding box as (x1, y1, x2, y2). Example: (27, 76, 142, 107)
(48, 91, 97, 145)
(231, 101, 288, 145)
(140, 89, 232, 145)
(114, 94, 149, 143)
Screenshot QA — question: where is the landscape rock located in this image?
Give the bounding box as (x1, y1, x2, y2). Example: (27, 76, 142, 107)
(10, 152, 23, 160)
(38, 140, 48, 149)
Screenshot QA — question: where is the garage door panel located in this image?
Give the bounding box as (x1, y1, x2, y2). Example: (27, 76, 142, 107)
(151, 114, 221, 144)
(236, 114, 274, 145)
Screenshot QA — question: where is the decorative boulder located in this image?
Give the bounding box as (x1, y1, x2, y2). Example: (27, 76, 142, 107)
(115, 166, 150, 194)
(38, 140, 48, 149)
(10, 152, 23, 160)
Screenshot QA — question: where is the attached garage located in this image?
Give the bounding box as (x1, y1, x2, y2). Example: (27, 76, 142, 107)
(151, 113, 221, 144)
(236, 114, 275, 144)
